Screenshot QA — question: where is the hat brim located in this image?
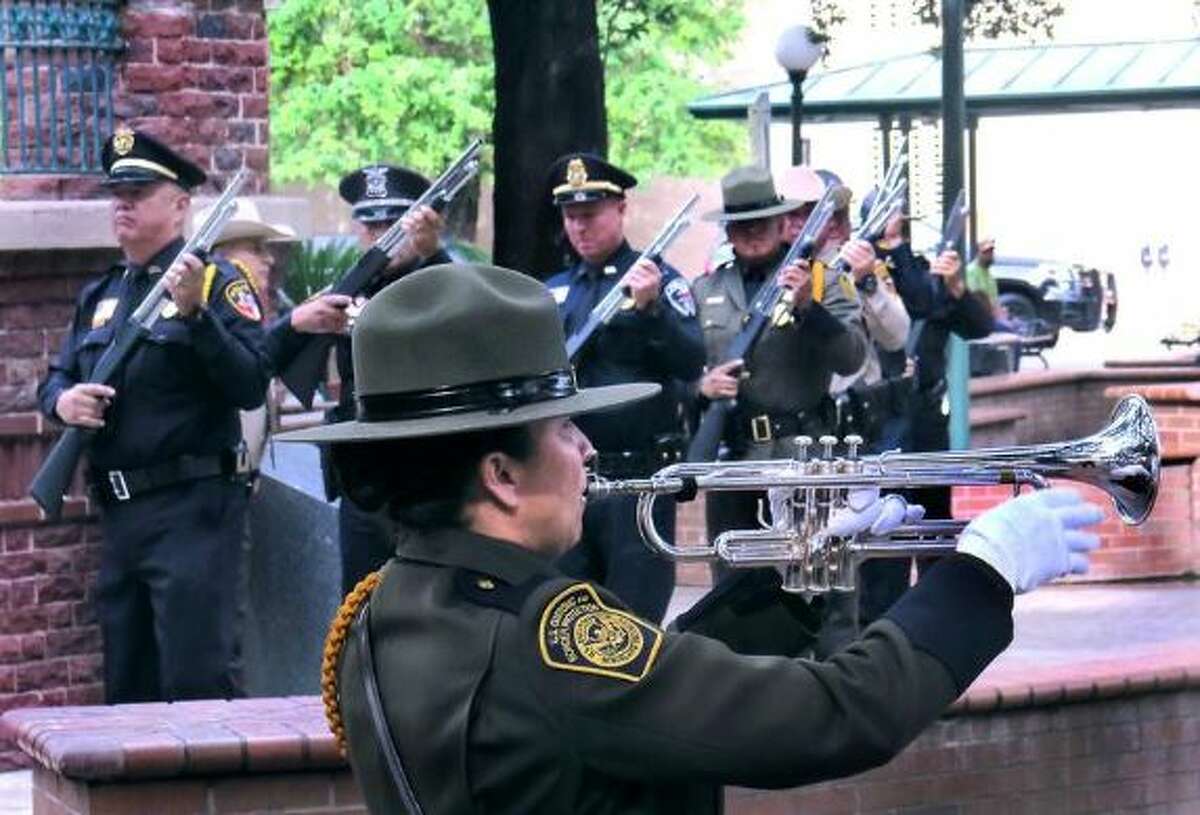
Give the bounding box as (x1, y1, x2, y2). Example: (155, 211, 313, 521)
(701, 198, 805, 223)
(101, 171, 171, 188)
(215, 219, 298, 244)
(275, 382, 660, 445)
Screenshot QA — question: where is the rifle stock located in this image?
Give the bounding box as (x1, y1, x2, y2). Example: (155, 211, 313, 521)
(276, 246, 391, 409)
(28, 426, 89, 519)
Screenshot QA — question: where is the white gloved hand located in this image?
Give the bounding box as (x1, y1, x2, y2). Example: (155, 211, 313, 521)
(823, 487, 926, 538)
(956, 488, 1104, 595)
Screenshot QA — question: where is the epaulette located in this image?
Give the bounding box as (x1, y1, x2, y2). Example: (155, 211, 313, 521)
(536, 581, 663, 683)
(321, 570, 382, 757)
(453, 568, 550, 614)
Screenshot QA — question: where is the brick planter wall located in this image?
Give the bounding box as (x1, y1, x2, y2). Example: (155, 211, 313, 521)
(0, 246, 119, 770)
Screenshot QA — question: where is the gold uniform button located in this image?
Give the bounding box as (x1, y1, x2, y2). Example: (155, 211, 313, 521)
(476, 578, 496, 591)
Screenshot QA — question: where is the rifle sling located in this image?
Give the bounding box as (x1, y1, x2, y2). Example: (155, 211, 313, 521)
(355, 605, 426, 815)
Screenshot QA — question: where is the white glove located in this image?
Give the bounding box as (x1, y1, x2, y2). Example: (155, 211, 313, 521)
(956, 488, 1104, 595)
(823, 487, 925, 538)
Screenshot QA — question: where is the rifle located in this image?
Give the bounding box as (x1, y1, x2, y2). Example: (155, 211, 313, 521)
(564, 194, 699, 361)
(938, 188, 969, 257)
(29, 169, 251, 520)
(277, 139, 484, 408)
(687, 183, 850, 462)
(841, 141, 910, 295)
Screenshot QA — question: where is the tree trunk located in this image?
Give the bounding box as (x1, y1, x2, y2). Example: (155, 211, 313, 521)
(487, 0, 607, 278)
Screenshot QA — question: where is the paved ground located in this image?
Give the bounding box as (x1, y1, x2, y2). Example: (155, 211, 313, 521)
(2, 580, 1197, 813)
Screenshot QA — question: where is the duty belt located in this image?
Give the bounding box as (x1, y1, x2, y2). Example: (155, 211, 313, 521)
(736, 409, 824, 445)
(91, 451, 238, 504)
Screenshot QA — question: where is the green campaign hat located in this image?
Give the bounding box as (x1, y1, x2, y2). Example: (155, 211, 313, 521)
(277, 263, 659, 444)
(702, 165, 805, 223)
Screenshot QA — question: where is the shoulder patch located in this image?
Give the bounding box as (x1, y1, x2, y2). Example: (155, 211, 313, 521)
(663, 277, 696, 318)
(549, 285, 570, 305)
(538, 583, 662, 682)
(224, 279, 263, 322)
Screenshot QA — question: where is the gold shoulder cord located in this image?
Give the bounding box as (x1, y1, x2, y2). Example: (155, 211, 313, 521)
(321, 570, 383, 757)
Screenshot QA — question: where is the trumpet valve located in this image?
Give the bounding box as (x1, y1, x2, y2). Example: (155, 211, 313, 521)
(819, 435, 838, 460)
(793, 435, 813, 461)
(844, 434, 863, 460)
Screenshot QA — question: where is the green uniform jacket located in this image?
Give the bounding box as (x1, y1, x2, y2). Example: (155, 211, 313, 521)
(338, 527, 1013, 814)
(692, 256, 867, 456)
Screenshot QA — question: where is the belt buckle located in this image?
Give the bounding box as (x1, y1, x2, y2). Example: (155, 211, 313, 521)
(107, 470, 131, 501)
(750, 414, 772, 444)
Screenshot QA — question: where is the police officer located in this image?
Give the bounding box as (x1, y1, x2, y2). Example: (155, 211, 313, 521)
(36, 128, 271, 702)
(278, 262, 1103, 814)
(543, 153, 705, 623)
(693, 166, 868, 592)
(859, 221, 995, 629)
(264, 164, 450, 595)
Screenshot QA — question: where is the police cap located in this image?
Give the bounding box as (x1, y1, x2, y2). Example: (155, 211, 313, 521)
(101, 127, 207, 190)
(339, 165, 431, 224)
(547, 152, 637, 206)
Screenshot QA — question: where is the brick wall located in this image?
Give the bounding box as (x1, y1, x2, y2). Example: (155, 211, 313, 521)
(33, 767, 365, 815)
(0, 0, 269, 201)
(0, 247, 115, 770)
(727, 689, 1200, 814)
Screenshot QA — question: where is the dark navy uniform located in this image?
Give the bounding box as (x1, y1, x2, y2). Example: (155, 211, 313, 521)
(264, 164, 453, 596)
(860, 246, 993, 627)
(545, 154, 705, 622)
(38, 235, 270, 702)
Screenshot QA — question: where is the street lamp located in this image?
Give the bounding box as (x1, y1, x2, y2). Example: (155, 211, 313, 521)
(774, 25, 825, 166)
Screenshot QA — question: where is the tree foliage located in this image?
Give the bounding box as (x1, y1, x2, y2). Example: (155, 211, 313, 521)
(269, 0, 747, 187)
(811, 0, 1064, 46)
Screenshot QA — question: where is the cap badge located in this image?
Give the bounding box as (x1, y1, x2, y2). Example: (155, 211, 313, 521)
(566, 157, 588, 189)
(363, 167, 388, 199)
(112, 128, 135, 157)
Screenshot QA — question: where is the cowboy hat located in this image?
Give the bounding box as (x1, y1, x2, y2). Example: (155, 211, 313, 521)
(702, 165, 806, 223)
(193, 197, 297, 245)
(276, 263, 658, 444)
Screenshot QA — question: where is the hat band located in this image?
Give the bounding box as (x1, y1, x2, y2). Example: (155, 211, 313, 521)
(552, 180, 625, 198)
(357, 368, 578, 422)
(724, 195, 783, 215)
(110, 157, 179, 181)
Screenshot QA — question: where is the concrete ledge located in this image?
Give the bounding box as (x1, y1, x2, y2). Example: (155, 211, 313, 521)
(1, 698, 342, 782)
(0, 197, 313, 251)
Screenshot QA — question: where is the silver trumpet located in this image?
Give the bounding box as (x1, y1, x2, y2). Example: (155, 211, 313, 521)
(587, 395, 1160, 594)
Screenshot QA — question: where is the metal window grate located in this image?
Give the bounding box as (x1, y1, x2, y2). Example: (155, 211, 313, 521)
(1, 0, 122, 175)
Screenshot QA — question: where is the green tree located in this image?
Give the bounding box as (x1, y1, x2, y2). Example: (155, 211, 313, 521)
(268, 0, 747, 188)
(811, 0, 1064, 44)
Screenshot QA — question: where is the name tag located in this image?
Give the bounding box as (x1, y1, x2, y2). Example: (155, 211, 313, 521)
(550, 286, 569, 304)
(91, 298, 118, 328)
(705, 295, 725, 305)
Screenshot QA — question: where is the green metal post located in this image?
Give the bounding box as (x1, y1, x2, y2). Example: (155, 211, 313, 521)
(942, 0, 970, 450)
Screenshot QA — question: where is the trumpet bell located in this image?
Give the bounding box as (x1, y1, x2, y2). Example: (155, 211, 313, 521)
(1084, 394, 1159, 525)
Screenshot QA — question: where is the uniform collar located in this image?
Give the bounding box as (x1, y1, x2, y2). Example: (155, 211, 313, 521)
(573, 240, 634, 281)
(397, 526, 561, 586)
(125, 235, 186, 278)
